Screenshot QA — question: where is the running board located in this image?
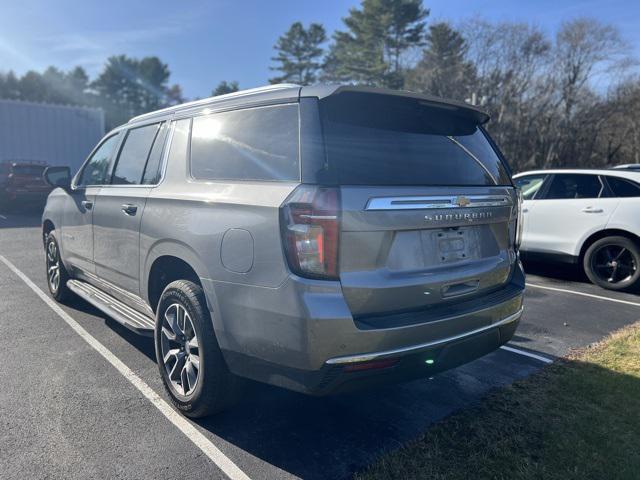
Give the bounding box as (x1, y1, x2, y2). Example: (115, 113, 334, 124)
(67, 279, 155, 336)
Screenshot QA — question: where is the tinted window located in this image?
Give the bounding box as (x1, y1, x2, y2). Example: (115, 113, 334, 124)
(111, 124, 160, 185)
(12, 165, 46, 176)
(544, 174, 602, 199)
(514, 175, 547, 200)
(320, 93, 511, 186)
(606, 176, 640, 197)
(142, 122, 168, 185)
(190, 104, 299, 181)
(77, 134, 120, 187)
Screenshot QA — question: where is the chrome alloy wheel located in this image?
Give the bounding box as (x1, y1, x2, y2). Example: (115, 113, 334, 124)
(46, 239, 61, 293)
(160, 303, 200, 396)
(591, 244, 637, 285)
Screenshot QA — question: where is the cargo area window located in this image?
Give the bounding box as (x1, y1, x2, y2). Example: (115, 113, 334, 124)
(190, 104, 300, 182)
(605, 176, 640, 198)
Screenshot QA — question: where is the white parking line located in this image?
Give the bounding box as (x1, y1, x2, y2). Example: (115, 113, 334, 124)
(526, 282, 640, 308)
(500, 345, 553, 364)
(0, 214, 6, 220)
(0, 255, 251, 480)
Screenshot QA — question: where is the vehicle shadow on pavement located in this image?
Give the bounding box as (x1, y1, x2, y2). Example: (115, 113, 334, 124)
(192, 349, 541, 480)
(63, 295, 156, 361)
(522, 259, 587, 283)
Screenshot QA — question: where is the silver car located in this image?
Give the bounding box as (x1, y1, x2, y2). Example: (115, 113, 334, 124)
(42, 84, 525, 417)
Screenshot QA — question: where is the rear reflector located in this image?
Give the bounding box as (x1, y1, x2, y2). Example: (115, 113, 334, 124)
(343, 358, 399, 372)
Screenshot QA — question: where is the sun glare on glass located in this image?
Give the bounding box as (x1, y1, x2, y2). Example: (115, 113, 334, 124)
(193, 117, 223, 139)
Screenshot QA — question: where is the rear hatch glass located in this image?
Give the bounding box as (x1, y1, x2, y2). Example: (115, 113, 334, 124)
(319, 93, 517, 321)
(12, 165, 46, 177)
(320, 92, 511, 187)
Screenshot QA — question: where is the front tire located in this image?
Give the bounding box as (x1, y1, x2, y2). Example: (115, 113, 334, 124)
(154, 280, 239, 418)
(44, 231, 71, 302)
(584, 236, 640, 291)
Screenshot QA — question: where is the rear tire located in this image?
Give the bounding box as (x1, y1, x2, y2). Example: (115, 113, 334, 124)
(583, 236, 640, 291)
(154, 280, 240, 418)
(44, 231, 71, 302)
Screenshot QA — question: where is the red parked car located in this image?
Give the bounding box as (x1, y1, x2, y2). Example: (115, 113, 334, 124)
(0, 160, 53, 208)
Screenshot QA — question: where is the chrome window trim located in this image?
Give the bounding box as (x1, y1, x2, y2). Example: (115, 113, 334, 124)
(72, 120, 175, 190)
(365, 194, 513, 211)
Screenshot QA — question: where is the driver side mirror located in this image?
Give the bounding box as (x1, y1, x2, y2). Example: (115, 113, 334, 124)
(43, 166, 71, 190)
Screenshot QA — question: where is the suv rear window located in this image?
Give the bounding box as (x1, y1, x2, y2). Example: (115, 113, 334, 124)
(12, 165, 46, 176)
(320, 93, 511, 186)
(190, 104, 299, 182)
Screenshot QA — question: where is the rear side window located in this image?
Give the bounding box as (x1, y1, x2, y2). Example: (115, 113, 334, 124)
(319, 93, 511, 186)
(111, 123, 160, 185)
(606, 176, 640, 197)
(77, 134, 120, 187)
(543, 174, 602, 199)
(190, 104, 299, 182)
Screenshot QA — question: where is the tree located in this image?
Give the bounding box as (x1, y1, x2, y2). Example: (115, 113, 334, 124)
(0, 71, 21, 99)
(92, 55, 172, 128)
(407, 22, 476, 100)
(323, 0, 428, 88)
(166, 84, 185, 105)
(269, 22, 326, 85)
(212, 80, 239, 96)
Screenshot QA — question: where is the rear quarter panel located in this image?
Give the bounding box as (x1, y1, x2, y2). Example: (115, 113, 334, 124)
(603, 197, 640, 237)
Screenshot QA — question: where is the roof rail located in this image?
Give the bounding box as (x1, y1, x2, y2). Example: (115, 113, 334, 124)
(129, 83, 300, 123)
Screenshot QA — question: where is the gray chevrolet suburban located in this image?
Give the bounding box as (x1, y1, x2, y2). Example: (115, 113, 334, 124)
(42, 84, 525, 417)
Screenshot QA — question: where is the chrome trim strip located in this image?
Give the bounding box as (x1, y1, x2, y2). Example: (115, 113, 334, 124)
(325, 307, 523, 365)
(365, 194, 512, 211)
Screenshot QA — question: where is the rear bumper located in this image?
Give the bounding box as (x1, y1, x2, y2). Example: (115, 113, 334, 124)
(203, 262, 525, 395)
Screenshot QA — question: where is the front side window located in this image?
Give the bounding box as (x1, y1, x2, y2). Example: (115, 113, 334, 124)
(111, 123, 160, 185)
(77, 134, 121, 187)
(514, 174, 547, 200)
(190, 104, 300, 182)
(606, 176, 640, 198)
(543, 174, 602, 200)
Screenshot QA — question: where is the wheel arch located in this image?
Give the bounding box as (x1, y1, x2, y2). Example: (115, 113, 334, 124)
(579, 229, 640, 261)
(143, 240, 212, 314)
(42, 219, 55, 244)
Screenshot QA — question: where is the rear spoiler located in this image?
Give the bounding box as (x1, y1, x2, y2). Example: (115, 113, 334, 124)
(300, 85, 490, 125)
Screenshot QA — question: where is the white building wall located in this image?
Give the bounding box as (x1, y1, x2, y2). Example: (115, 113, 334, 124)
(0, 99, 104, 173)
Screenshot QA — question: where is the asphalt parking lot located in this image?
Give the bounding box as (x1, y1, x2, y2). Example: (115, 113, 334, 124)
(1, 209, 639, 480)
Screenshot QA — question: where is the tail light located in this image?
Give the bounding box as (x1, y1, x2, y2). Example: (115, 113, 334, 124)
(515, 189, 524, 249)
(280, 185, 340, 280)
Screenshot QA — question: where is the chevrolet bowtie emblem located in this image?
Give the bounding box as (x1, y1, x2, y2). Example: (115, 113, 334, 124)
(455, 196, 470, 207)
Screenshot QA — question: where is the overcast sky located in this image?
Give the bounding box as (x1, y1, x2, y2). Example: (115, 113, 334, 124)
(1, 0, 638, 98)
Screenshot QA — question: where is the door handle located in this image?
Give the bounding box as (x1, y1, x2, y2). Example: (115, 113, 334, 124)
(522, 208, 529, 213)
(121, 204, 138, 216)
(581, 207, 603, 213)
(81, 200, 93, 210)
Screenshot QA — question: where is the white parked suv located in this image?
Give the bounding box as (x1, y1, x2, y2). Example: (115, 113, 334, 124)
(514, 169, 640, 291)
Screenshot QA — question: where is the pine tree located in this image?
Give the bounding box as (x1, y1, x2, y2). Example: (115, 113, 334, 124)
(323, 0, 428, 88)
(269, 22, 326, 85)
(212, 80, 239, 96)
(407, 22, 476, 100)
